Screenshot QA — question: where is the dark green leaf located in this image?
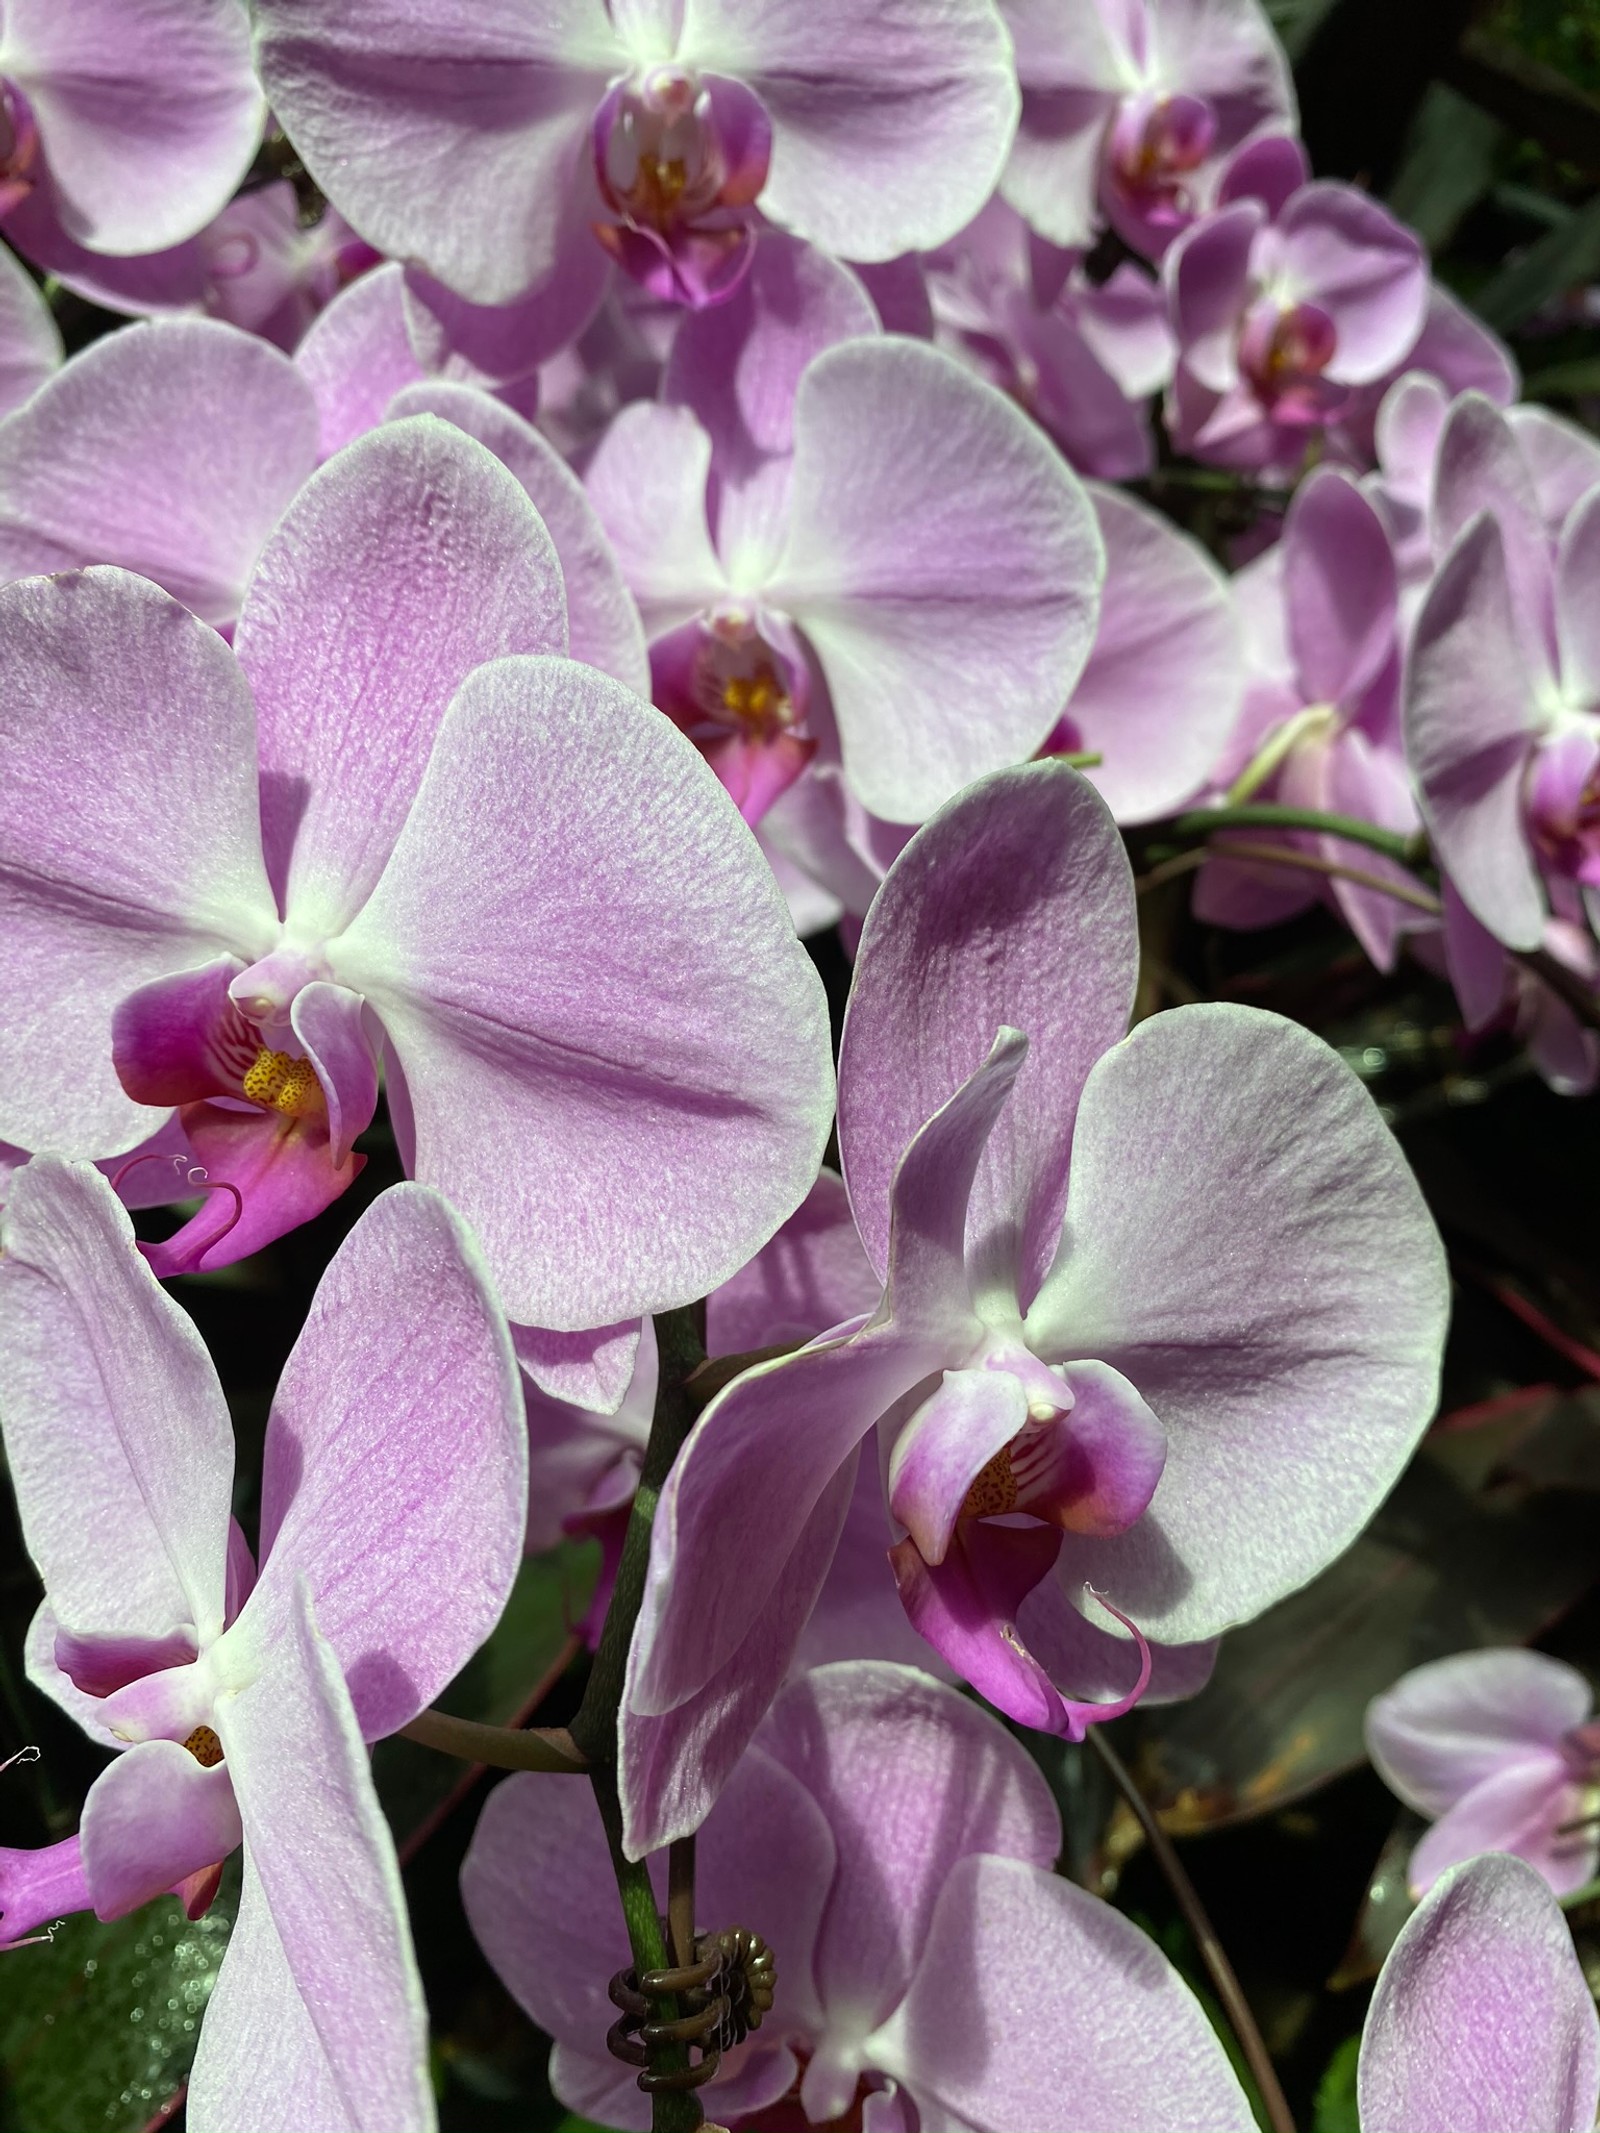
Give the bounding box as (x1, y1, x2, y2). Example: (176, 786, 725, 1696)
(1388, 85, 1504, 250)
(1473, 188, 1600, 330)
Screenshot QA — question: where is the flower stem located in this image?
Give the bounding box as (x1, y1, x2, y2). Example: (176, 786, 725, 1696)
(1171, 803, 1418, 865)
(1087, 1729, 1295, 2133)
(570, 1304, 711, 2133)
(397, 1707, 586, 1774)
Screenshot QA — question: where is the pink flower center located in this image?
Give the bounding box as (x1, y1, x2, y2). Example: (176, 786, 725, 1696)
(693, 614, 801, 743)
(592, 68, 771, 306)
(1238, 297, 1340, 421)
(1526, 729, 1600, 887)
(1106, 91, 1216, 224)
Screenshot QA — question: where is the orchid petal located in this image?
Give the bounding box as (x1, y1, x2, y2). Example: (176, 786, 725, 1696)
(1285, 465, 1398, 707)
(194, 1580, 433, 2133)
(621, 1446, 862, 1853)
(1405, 514, 1547, 951)
(841, 763, 1136, 1302)
(1409, 1757, 1594, 1899)
(386, 379, 650, 694)
(513, 1319, 642, 1415)
(244, 1184, 525, 1740)
(770, 339, 1103, 822)
(998, 0, 1123, 250)
(1276, 183, 1427, 383)
(0, 320, 319, 627)
(1026, 1005, 1448, 1644)
(1431, 392, 1554, 666)
(706, 1167, 882, 1355)
(2, 0, 262, 254)
(290, 981, 382, 1169)
(1065, 486, 1244, 824)
(335, 654, 833, 1329)
(1167, 201, 1261, 393)
(253, 0, 618, 306)
(870, 1853, 1257, 2132)
(680, 0, 1018, 260)
(0, 1158, 233, 1658)
(888, 1369, 1031, 1566)
(583, 400, 730, 631)
(0, 238, 59, 414)
(758, 1660, 1059, 2034)
(294, 263, 429, 458)
(235, 415, 568, 924)
(1016, 1577, 1220, 1705)
(153, 1101, 361, 1276)
(1556, 483, 1600, 709)
(1358, 1854, 1600, 2133)
(890, 1520, 1075, 1731)
(81, 1743, 241, 1920)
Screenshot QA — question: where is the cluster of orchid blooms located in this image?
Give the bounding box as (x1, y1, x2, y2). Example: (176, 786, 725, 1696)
(0, 1, 1595, 2129)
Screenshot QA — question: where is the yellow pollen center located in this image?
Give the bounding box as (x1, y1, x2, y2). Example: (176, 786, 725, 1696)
(183, 1724, 224, 1769)
(242, 1046, 325, 1119)
(721, 662, 789, 733)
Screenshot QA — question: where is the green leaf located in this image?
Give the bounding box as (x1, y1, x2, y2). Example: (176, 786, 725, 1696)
(1311, 2034, 1363, 2133)
(1127, 1443, 1597, 1832)
(1388, 85, 1504, 251)
(1473, 188, 1600, 332)
(1522, 355, 1600, 399)
(0, 1866, 237, 2133)
(373, 1540, 597, 1845)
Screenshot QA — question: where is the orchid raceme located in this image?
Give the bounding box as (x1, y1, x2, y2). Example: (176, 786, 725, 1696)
(585, 231, 1104, 826)
(0, 413, 832, 1327)
(465, 1662, 1258, 2132)
(1366, 1648, 1600, 1898)
(0, 1158, 529, 2129)
(252, 0, 1019, 311)
(620, 759, 1448, 1852)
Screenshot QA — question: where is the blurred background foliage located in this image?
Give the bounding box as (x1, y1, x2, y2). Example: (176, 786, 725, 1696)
(3, 2, 1599, 2128)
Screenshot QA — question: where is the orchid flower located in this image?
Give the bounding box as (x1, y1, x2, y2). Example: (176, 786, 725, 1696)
(19, 181, 381, 352)
(0, 415, 832, 1334)
(1366, 1648, 1600, 1898)
(0, 238, 56, 414)
(620, 760, 1448, 1852)
(253, 0, 1019, 312)
(1165, 137, 1428, 472)
(1192, 463, 1425, 969)
(0, 315, 650, 689)
(1000, 0, 1295, 260)
(1405, 392, 1600, 957)
(1358, 1852, 1600, 2133)
(466, 1661, 1258, 2132)
(0, 1158, 530, 2130)
(0, 0, 262, 270)
(585, 231, 1104, 826)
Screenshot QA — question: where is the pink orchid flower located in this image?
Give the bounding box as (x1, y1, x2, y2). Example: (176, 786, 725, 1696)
(466, 1662, 1259, 2131)
(253, 0, 1018, 312)
(1367, 1648, 1600, 1899)
(619, 761, 1448, 1853)
(1358, 1852, 1600, 2133)
(1000, 0, 1296, 260)
(585, 230, 1104, 827)
(1405, 392, 1600, 956)
(1165, 137, 1428, 473)
(0, 415, 832, 1333)
(0, 1159, 529, 2130)
(0, 238, 56, 414)
(0, 0, 262, 271)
